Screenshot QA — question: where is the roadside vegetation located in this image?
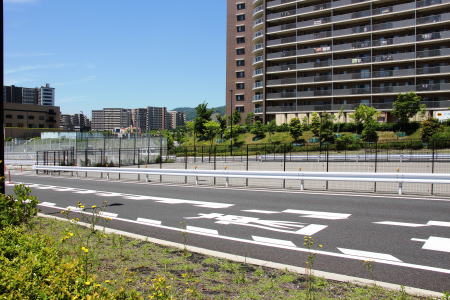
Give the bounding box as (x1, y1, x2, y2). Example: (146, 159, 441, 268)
(1, 185, 447, 299)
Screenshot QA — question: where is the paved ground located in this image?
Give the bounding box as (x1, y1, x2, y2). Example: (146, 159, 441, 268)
(7, 173, 450, 292)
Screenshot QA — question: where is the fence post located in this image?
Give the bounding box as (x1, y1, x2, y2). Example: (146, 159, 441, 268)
(374, 141, 378, 193)
(201, 146, 204, 163)
(36, 152, 39, 175)
(326, 144, 329, 190)
(159, 145, 163, 183)
(214, 146, 217, 186)
(137, 150, 141, 181)
(118, 138, 122, 180)
(225, 166, 229, 187)
(283, 144, 286, 189)
(431, 143, 435, 195)
(185, 147, 188, 184)
(246, 144, 249, 187)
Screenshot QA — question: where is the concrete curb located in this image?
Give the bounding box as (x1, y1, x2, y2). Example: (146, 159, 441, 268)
(38, 213, 444, 298)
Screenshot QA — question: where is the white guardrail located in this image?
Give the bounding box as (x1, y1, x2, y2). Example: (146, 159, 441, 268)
(32, 165, 450, 195)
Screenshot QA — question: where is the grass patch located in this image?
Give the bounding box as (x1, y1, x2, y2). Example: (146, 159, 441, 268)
(12, 215, 438, 299)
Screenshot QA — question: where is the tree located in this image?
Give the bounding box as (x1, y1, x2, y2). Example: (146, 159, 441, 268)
(361, 121, 378, 143)
(194, 103, 213, 139)
(288, 118, 303, 142)
(311, 112, 335, 145)
(216, 115, 227, 139)
(224, 125, 241, 145)
(203, 121, 221, 147)
(351, 104, 379, 134)
(250, 120, 266, 140)
(392, 92, 426, 129)
(231, 110, 242, 125)
(421, 118, 441, 144)
(266, 120, 277, 142)
(245, 112, 255, 127)
(310, 112, 321, 139)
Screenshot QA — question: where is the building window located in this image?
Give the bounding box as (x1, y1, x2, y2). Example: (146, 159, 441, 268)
(236, 95, 245, 101)
(39, 116, 45, 120)
(28, 115, 35, 120)
(39, 124, 44, 128)
(6, 123, 12, 127)
(17, 115, 24, 119)
(17, 123, 24, 128)
(237, 14, 245, 21)
(6, 114, 12, 119)
(237, 25, 245, 32)
(236, 60, 245, 66)
(236, 83, 245, 90)
(236, 106, 245, 113)
(236, 48, 245, 55)
(236, 71, 245, 78)
(236, 37, 245, 44)
(28, 124, 34, 128)
(237, 3, 245, 10)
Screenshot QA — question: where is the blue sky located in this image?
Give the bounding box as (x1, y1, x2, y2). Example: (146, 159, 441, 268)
(4, 0, 227, 116)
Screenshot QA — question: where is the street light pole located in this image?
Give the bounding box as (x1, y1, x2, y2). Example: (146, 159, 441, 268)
(229, 89, 233, 156)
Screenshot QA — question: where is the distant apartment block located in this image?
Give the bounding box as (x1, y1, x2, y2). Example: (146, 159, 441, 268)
(3, 83, 55, 106)
(4, 103, 60, 129)
(91, 108, 131, 131)
(146, 106, 167, 131)
(60, 113, 90, 131)
(226, 0, 450, 124)
(167, 111, 186, 129)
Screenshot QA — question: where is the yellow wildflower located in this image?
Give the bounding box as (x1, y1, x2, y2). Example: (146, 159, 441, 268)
(81, 246, 89, 253)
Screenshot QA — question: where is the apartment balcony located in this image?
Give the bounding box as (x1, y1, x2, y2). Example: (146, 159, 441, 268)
(253, 17, 264, 28)
(266, 63, 297, 73)
(297, 31, 332, 42)
(253, 30, 264, 41)
(417, 0, 450, 8)
(253, 68, 264, 77)
(254, 81, 264, 90)
(417, 47, 450, 58)
(297, 17, 332, 29)
(267, 77, 297, 86)
(253, 55, 264, 65)
(267, 22, 297, 34)
(253, 43, 264, 53)
(332, 0, 371, 9)
(417, 30, 450, 42)
(254, 107, 264, 114)
(297, 61, 332, 70)
(299, 75, 333, 83)
(266, 92, 297, 99)
(416, 82, 450, 92)
(372, 69, 416, 78)
(298, 90, 332, 97)
(333, 87, 371, 96)
(267, 50, 298, 60)
(267, 35, 297, 46)
(253, 94, 264, 101)
(267, 9, 297, 21)
(253, 5, 264, 16)
(372, 35, 415, 47)
(297, 3, 332, 16)
(267, 0, 297, 9)
(416, 13, 450, 25)
(333, 9, 372, 23)
(253, 0, 263, 6)
(334, 41, 371, 52)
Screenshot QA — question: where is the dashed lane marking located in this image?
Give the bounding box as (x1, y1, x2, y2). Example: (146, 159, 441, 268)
(413, 237, 450, 253)
(283, 209, 351, 220)
(252, 236, 297, 247)
(136, 218, 162, 225)
(373, 221, 428, 227)
(427, 221, 450, 227)
(186, 226, 219, 235)
(241, 210, 279, 214)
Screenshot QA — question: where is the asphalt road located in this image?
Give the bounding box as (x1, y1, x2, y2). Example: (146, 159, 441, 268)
(6, 173, 450, 293)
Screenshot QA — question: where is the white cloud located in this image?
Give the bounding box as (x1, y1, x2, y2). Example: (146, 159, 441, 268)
(5, 63, 68, 75)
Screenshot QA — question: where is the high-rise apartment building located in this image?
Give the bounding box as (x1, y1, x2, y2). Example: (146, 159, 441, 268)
(60, 113, 90, 131)
(91, 108, 131, 131)
(3, 83, 55, 106)
(167, 111, 186, 129)
(146, 106, 167, 131)
(226, 0, 450, 124)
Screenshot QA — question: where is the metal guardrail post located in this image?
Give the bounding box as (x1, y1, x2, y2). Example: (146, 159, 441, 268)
(185, 147, 188, 184)
(283, 144, 286, 189)
(246, 145, 249, 187)
(214, 147, 217, 186)
(195, 166, 198, 186)
(225, 166, 229, 187)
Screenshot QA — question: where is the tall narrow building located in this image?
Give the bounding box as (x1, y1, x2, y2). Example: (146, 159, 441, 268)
(226, 0, 450, 124)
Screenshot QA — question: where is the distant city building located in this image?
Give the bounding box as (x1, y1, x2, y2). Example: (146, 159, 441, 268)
(167, 111, 186, 129)
(60, 113, 90, 131)
(3, 83, 55, 106)
(4, 103, 60, 129)
(131, 108, 149, 132)
(146, 106, 167, 131)
(91, 108, 131, 131)
(38, 84, 55, 106)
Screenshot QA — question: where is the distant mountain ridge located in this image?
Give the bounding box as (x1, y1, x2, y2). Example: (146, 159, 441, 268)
(172, 105, 226, 121)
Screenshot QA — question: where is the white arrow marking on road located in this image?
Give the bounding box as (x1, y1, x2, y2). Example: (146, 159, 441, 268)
(296, 224, 328, 235)
(338, 248, 403, 262)
(40, 202, 56, 206)
(252, 236, 296, 247)
(186, 226, 219, 235)
(242, 210, 279, 214)
(136, 218, 162, 225)
(99, 211, 118, 218)
(373, 221, 429, 227)
(427, 221, 450, 227)
(283, 209, 351, 220)
(417, 236, 450, 253)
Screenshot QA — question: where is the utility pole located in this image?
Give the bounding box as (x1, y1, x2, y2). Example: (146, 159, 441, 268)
(1, 0, 5, 194)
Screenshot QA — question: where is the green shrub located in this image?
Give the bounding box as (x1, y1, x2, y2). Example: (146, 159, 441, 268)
(0, 185, 38, 230)
(0, 226, 142, 299)
(335, 134, 362, 151)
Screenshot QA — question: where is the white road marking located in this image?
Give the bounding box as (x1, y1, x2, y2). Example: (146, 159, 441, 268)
(427, 221, 450, 227)
(99, 211, 119, 218)
(66, 206, 82, 212)
(338, 248, 403, 263)
(124, 196, 154, 200)
(242, 209, 279, 214)
(34, 185, 57, 190)
(39, 204, 450, 275)
(96, 192, 123, 197)
(186, 226, 219, 235)
(296, 224, 328, 235)
(421, 237, 450, 253)
(39, 202, 56, 206)
(283, 209, 351, 220)
(53, 187, 77, 192)
(411, 238, 427, 243)
(136, 218, 162, 225)
(252, 236, 296, 247)
(74, 190, 97, 194)
(374, 221, 429, 227)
